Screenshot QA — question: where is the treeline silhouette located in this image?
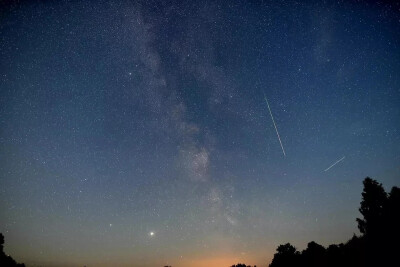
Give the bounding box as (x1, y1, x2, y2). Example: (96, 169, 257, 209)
(268, 177, 399, 267)
(1, 177, 398, 267)
(0, 233, 25, 267)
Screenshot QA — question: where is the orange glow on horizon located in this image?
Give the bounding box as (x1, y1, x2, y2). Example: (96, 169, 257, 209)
(173, 250, 273, 267)
(179, 256, 245, 267)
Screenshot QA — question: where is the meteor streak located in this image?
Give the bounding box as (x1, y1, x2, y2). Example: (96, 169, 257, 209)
(324, 156, 345, 172)
(264, 92, 286, 157)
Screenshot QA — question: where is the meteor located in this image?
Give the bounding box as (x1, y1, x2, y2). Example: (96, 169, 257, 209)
(263, 92, 286, 157)
(324, 156, 345, 172)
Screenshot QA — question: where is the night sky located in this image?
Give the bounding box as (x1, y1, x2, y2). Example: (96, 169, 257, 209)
(0, 1, 399, 267)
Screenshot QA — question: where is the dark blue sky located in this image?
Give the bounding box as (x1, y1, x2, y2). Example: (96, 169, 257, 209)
(1, 1, 399, 266)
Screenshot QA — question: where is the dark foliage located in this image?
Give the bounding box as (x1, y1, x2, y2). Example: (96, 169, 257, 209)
(230, 264, 256, 267)
(268, 177, 399, 267)
(356, 178, 387, 235)
(0, 233, 25, 267)
(269, 243, 300, 267)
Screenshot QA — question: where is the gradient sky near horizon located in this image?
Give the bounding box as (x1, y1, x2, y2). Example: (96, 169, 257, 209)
(0, 1, 399, 266)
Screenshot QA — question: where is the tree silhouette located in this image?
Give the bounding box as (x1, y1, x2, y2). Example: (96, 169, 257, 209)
(301, 241, 326, 267)
(269, 243, 300, 267)
(355, 177, 400, 266)
(380, 185, 400, 266)
(0, 233, 25, 267)
(326, 243, 345, 267)
(356, 177, 387, 236)
(268, 177, 399, 267)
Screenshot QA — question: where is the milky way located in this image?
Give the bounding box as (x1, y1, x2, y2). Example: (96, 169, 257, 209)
(0, 1, 399, 267)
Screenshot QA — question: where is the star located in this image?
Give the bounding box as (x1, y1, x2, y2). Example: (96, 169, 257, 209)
(1, 1, 397, 267)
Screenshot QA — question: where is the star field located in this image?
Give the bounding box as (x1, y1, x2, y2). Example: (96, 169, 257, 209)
(0, 1, 399, 267)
